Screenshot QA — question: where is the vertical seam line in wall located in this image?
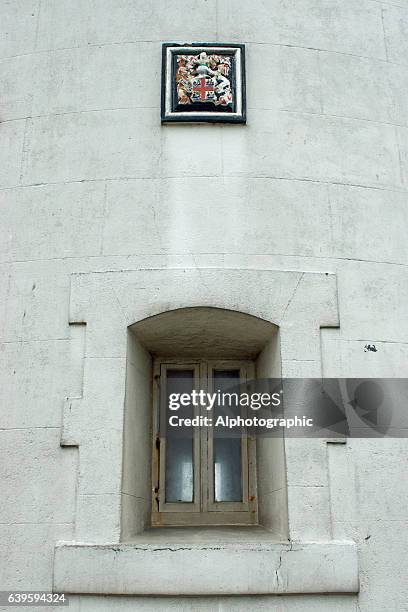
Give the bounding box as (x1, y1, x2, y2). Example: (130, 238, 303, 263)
(316, 51, 325, 115)
(394, 125, 405, 186)
(326, 184, 335, 258)
(73, 444, 80, 541)
(380, 6, 390, 63)
(215, 0, 219, 42)
(34, 0, 42, 53)
(18, 118, 30, 185)
(326, 442, 335, 540)
(51, 541, 56, 598)
(99, 182, 108, 256)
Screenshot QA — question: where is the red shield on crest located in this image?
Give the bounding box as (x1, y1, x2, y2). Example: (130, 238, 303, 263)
(191, 77, 215, 102)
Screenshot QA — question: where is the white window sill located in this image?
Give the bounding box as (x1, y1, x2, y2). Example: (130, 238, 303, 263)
(130, 525, 283, 544)
(54, 529, 359, 596)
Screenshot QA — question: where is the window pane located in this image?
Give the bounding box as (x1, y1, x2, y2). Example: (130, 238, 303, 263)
(213, 370, 243, 502)
(165, 369, 194, 503)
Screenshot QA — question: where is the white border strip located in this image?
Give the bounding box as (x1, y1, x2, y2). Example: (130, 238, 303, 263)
(165, 46, 243, 119)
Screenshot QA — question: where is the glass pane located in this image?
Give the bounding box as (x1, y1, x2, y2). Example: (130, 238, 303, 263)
(213, 369, 243, 502)
(165, 369, 194, 503)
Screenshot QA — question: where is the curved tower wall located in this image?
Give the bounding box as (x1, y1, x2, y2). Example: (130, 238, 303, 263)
(1, 1, 407, 610)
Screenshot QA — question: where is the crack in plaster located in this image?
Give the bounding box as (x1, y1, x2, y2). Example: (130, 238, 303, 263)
(94, 544, 293, 553)
(281, 273, 304, 321)
(275, 539, 293, 588)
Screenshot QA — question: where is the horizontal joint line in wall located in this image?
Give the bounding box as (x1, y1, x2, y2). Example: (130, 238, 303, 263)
(0, 426, 60, 431)
(2, 39, 407, 68)
(1, 253, 408, 269)
(1, 177, 408, 195)
(2, 108, 408, 131)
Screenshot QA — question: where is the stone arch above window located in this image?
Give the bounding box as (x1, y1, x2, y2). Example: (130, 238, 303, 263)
(130, 306, 279, 360)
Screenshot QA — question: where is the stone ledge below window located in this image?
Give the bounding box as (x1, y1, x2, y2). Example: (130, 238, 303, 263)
(53, 538, 359, 596)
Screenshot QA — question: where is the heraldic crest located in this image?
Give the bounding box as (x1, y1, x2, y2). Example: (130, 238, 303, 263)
(176, 52, 233, 107)
(161, 43, 246, 123)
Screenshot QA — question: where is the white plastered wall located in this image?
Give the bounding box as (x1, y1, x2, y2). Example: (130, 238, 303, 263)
(2, 0, 408, 609)
(256, 337, 288, 538)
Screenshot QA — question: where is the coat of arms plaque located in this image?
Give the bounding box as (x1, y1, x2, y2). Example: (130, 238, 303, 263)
(161, 43, 246, 123)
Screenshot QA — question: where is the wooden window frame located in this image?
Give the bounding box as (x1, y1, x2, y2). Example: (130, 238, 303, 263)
(151, 358, 258, 527)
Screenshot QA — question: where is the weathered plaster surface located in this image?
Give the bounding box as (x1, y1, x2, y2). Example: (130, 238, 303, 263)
(54, 541, 358, 595)
(1, 0, 408, 610)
